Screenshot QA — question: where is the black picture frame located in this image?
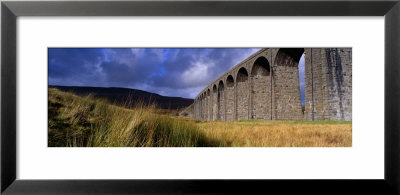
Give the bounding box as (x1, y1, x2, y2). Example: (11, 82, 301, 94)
(1, 0, 399, 194)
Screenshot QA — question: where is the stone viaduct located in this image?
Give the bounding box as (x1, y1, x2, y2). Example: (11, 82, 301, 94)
(185, 48, 352, 121)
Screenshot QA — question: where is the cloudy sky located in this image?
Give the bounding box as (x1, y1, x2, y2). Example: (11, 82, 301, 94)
(49, 48, 305, 103)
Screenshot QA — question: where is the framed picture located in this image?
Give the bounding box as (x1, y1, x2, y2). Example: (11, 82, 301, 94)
(2, 0, 399, 194)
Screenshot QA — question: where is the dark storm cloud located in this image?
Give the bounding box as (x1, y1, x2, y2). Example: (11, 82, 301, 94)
(48, 48, 261, 98)
(48, 48, 106, 86)
(150, 48, 260, 89)
(99, 49, 165, 87)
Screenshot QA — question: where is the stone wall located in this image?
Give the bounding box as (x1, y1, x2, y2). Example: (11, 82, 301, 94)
(212, 86, 218, 120)
(236, 68, 249, 120)
(218, 81, 225, 120)
(250, 57, 271, 119)
(189, 48, 352, 121)
(304, 48, 352, 121)
(272, 48, 304, 120)
(225, 79, 235, 121)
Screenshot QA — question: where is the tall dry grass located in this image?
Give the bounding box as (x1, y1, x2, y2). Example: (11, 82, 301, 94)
(48, 88, 219, 147)
(49, 88, 351, 147)
(197, 120, 352, 147)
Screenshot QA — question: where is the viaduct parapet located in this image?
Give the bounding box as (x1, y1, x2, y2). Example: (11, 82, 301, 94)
(185, 48, 352, 121)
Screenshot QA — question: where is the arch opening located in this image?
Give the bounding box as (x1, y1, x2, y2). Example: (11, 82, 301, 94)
(250, 56, 271, 119)
(275, 48, 304, 67)
(251, 57, 270, 76)
(225, 75, 235, 121)
(218, 80, 225, 120)
(236, 67, 249, 120)
(218, 81, 224, 89)
(212, 84, 217, 120)
(237, 67, 249, 82)
(227, 75, 234, 88)
(273, 48, 305, 120)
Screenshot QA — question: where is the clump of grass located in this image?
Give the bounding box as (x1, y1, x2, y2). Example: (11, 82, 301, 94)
(48, 88, 219, 147)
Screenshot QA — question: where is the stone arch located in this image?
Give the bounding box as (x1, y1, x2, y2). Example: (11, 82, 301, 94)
(225, 75, 235, 121)
(273, 48, 305, 120)
(237, 67, 249, 82)
(212, 84, 218, 120)
(218, 80, 225, 120)
(250, 56, 271, 119)
(275, 49, 304, 67)
(227, 75, 234, 87)
(236, 67, 249, 120)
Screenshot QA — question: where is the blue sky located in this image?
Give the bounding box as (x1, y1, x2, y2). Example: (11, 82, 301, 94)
(298, 53, 305, 105)
(49, 48, 305, 103)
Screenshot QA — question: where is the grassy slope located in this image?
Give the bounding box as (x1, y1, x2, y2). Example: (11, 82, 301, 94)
(48, 88, 218, 147)
(49, 88, 352, 147)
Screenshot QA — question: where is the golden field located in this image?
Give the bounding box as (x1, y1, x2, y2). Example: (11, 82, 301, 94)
(195, 120, 351, 147)
(48, 88, 351, 147)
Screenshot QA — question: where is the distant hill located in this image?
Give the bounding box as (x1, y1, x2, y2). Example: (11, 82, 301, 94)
(49, 85, 194, 110)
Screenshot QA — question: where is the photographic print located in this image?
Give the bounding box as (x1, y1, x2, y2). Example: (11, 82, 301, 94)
(48, 48, 352, 147)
